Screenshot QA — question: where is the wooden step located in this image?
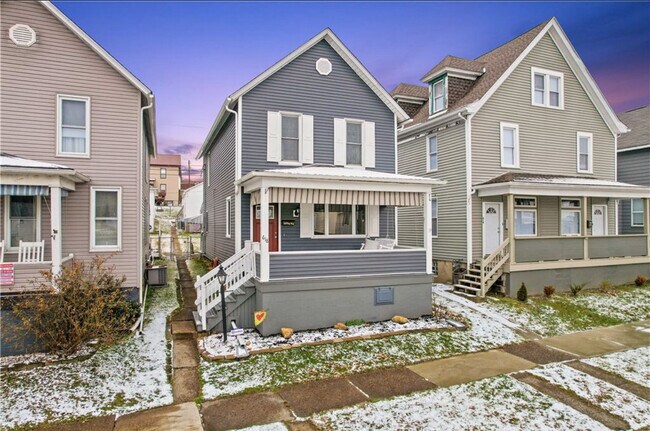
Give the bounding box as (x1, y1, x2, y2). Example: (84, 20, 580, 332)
(464, 273, 480, 279)
(453, 284, 480, 293)
(459, 279, 480, 286)
(467, 268, 481, 274)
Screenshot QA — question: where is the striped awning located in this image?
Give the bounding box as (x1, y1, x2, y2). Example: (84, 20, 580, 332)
(0, 185, 69, 197)
(250, 188, 423, 206)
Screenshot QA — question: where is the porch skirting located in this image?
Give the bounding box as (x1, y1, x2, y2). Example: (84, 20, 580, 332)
(250, 188, 423, 206)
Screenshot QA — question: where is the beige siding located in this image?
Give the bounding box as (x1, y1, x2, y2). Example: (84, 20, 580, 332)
(398, 121, 467, 260)
(150, 165, 182, 205)
(1, 1, 144, 287)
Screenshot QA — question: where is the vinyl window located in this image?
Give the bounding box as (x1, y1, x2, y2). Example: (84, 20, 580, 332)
(427, 135, 438, 172)
(531, 67, 563, 109)
(226, 196, 232, 238)
(58, 95, 90, 157)
(514, 197, 537, 237)
(281, 114, 300, 162)
(160, 168, 167, 179)
(91, 187, 121, 250)
(430, 77, 447, 114)
(577, 132, 593, 173)
(431, 198, 438, 237)
(4, 196, 41, 250)
(561, 199, 581, 236)
(500, 122, 519, 168)
(631, 199, 644, 227)
(314, 204, 365, 236)
(160, 183, 167, 192)
(346, 121, 363, 166)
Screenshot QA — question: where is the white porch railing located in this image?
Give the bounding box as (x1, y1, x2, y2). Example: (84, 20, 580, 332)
(480, 237, 510, 296)
(195, 241, 256, 330)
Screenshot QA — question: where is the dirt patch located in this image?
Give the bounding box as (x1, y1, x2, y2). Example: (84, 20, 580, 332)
(279, 377, 368, 418)
(502, 341, 578, 364)
(567, 360, 650, 401)
(201, 392, 293, 431)
(28, 415, 115, 431)
(348, 367, 435, 399)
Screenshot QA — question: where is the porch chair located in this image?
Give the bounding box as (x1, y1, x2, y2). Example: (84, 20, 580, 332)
(376, 238, 396, 250)
(18, 240, 45, 263)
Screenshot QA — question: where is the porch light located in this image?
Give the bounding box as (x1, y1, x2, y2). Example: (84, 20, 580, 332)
(217, 265, 227, 286)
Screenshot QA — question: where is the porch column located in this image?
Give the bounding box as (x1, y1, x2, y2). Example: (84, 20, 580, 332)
(423, 190, 432, 275)
(50, 187, 63, 284)
(506, 194, 515, 264)
(260, 187, 270, 282)
(582, 196, 589, 260)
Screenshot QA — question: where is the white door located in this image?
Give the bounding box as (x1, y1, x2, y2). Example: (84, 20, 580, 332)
(592, 205, 607, 236)
(482, 202, 503, 256)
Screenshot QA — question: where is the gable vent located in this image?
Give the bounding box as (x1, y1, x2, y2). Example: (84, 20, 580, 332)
(9, 24, 36, 47)
(315, 58, 332, 76)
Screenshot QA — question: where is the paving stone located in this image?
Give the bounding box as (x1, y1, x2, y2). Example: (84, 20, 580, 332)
(172, 307, 196, 322)
(408, 349, 535, 387)
(279, 378, 367, 418)
(567, 361, 650, 401)
(541, 331, 629, 357)
(173, 338, 199, 368)
(348, 367, 435, 399)
(201, 392, 293, 431)
(502, 341, 578, 364)
(114, 402, 202, 431)
(173, 367, 200, 403)
(31, 415, 115, 431)
(172, 320, 197, 338)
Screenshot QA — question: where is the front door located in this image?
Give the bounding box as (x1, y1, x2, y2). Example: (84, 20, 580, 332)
(482, 202, 503, 256)
(592, 205, 607, 236)
(253, 204, 279, 252)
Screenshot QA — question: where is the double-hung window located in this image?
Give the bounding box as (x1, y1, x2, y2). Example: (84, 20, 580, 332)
(514, 197, 537, 237)
(427, 135, 438, 172)
(313, 204, 365, 236)
(431, 198, 438, 237)
(281, 114, 300, 162)
(91, 187, 121, 250)
(58, 95, 90, 156)
(531, 68, 563, 109)
(160, 168, 167, 179)
(225, 196, 232, 238)
(631, 199, 644, 227)
(500, 122, 519, 168)
(560, 198, 581, 236)
(160, 184, 167, 192)
(346, 121, 363, 166)
(577, 132, 593, 173)
(430, 77, 446, 114)
(4, 196, 40, 250)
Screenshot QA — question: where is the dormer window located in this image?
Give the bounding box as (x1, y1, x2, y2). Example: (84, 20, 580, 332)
(430, 76, 447, 114)
(531, 67, 563, 109)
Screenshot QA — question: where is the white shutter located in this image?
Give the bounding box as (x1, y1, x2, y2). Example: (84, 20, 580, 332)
(333, 118, 347, 166)
(267, 111, 281, 162)
(301, 115, 314, 164)
(363, 121, 375, 168)
(300, 203, 314, 238)
(367, 205, 380, 237)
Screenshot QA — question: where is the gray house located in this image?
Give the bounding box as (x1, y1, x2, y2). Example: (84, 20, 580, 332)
(617, 106, 650, 235)
(394, 18, 650, 297)
(196, 29, 441, 336)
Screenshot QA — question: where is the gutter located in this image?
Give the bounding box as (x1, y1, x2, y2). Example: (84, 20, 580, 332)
(397, 106, 470, 140)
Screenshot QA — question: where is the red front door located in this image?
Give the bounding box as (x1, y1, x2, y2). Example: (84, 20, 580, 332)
(253, 204, 279, 252)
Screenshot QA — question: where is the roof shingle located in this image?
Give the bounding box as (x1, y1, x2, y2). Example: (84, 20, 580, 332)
(617, 106, 649, 150)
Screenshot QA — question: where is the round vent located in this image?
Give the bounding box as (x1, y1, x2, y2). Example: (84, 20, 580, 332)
(9, 24, 36, 47)
(315, 58, 332, 76)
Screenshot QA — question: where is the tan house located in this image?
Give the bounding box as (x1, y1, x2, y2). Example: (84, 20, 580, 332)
(150, 155, 182, 205)
(0, 1, 156, 300)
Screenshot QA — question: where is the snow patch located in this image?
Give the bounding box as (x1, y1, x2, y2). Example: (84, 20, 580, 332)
(584, 346, 650, 389)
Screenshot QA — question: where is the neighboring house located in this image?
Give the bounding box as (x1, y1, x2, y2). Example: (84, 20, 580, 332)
(394, 17, 649, 297)
(0, 1, 156, 300)
(197, 29, 442, 335)
(180, 182, 203, 233)
(617, 106, 650, 235)
(150, 154, 181, 205)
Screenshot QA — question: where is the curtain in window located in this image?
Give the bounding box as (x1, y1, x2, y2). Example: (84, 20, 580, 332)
(61, 99, 86, 153)
(346, 123, 362, 165)
(561, 211, 580, 235)
(95, 191, 118, 246)
(9, 196, 36, 247)
(515, 210, 536, 236)
(281, 116, 299, 161)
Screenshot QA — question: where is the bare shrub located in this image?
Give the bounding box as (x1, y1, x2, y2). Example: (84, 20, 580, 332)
(635, 275, 647, 287)
(543, 285, 556, 298)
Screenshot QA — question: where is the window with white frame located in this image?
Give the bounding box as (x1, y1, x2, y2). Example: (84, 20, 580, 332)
(91, 187, 121, 249)
(430, 77, 446, 114)
(313, 204, 365, 236)
(631, 199, 644, 227)
(577, 132, 593, 173)
(346, 121, 363, 166)
(431, 198, 438, 237)
(4, 196, 41, 250)
(58, 95, 90, 156)
(531, 68, 563, 109)
(160, 184, 167, 192)
(500, 123, 519, 168)
(560, 198, 581, 235)
(225, 196, 232, 238)
(514, 197, 537, 237)
(160, 168, 167, 179)
(281, 114, 300, 162)
(427, 135, 438, 172)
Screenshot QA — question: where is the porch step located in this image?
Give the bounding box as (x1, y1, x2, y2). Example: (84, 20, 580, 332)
(453, 284, 480, 293)
(198, 281, 257, 333)
(464, 273, 481, 280)
(460, 279, 481, 286)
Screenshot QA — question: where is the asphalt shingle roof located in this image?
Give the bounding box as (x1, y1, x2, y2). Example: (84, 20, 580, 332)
(617, 106, 649, 150)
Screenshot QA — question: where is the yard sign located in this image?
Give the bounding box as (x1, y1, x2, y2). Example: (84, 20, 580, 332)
(0, 263, 14, 286)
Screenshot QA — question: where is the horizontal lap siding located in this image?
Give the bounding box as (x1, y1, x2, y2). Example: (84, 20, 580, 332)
(1, 1, 143, 286)
(617, 149, 650, 234)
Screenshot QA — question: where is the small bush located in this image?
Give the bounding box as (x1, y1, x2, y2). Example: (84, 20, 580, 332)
(599, 280, 616, 295)
(543, 285, 556, 298)
(517, 283, 528, 302)
(11, 256, 139, 355)
(635, 275, 648, 287)
(344, 319, 365, 327)
(569, 282, 586, 297)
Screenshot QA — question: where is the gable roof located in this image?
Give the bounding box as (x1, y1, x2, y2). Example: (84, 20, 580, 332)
(151, 154, 182, 167)
(617, 106, 649, 151)
(391, 83, 429, 101)
(197, 28, 408, 158)
(420, 55, 486, 82)
(401, 18, 628, 136)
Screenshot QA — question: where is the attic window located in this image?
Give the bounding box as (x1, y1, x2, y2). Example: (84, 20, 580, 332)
(315, 58, 332, 76)
(9, 24, 36, 47)
(430, 76, 447, 114)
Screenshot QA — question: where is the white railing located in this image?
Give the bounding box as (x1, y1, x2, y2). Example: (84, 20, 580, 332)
(480, 237, 510, 297)
(195, 241, 257, 330)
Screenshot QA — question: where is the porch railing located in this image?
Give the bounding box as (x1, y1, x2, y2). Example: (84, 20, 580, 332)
(480, 237, 510, 296)
(514, 234, 648, 263)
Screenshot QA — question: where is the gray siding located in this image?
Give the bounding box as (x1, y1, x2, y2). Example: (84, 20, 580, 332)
(241, 40, 395, 175)
(398, 122, 467, 260)
(618, 148, 650, 234)
(203, 115, 236, 261)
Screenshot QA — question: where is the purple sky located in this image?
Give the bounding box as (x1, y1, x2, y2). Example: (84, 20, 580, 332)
(54, 1, 650, 175)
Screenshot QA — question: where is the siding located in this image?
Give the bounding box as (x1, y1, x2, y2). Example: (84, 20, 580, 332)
(241, 40, 395, 175)
(1, 1, 144, 287)
(0, 196, 52, 262)
(203, 115, 236, 261)
(618, 148, 650, 234)
(150, 165, 182, 205)
(398, 122, 467, 260)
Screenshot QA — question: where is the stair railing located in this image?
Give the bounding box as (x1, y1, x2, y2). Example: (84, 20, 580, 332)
(195, 241, 257, 329)
(480, 237, 510, 297)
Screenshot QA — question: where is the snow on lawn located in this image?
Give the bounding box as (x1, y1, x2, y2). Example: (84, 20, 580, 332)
(235, 423, 288, 431)
(583, 346, 650, 389)
(571, 288, 650, 323)
(200, 294, 521, 399)
(530, 363, 650, 429)
(0, 265, 178, 430)
(313, 375, 607, 431)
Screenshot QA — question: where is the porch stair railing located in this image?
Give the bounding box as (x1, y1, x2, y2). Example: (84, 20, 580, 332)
(194, 241, 256, 331)
(453, 238, 510, 298)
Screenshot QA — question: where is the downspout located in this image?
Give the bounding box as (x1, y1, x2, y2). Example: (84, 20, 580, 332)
(139, 94, 154, 334)
(458, 111, 473, 266)
(224, 98, 241, 251)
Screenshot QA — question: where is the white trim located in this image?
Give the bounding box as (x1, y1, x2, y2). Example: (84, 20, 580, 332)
(576, 132, 593, 174)
(514, 209, 538, 238)
(311, 203, 367, 238)
(90, 186, 122, 252)
(431, 197, 438, 238)
(3, 196, 42, 252)
(279, 111, 303, 164)
(269, 248, 425, 256)
(631, 198, 644, 227)
(56, 95, 91, 158)
(426, 134, 438, 173)
(560, 198, 581, 236)
(482, 202, 504, 255)
(615, 199, 620, 235)
(225, 196, 232, 238)
(343, 118, 365, 168)
(530, 67, 564, 110)
(422, 67, 483, 83)
(234, 97, 242, 251)
(591, 204, 608, 236)
(618, 144, 650, 153)
(429, 77, 447, 115)
(510, 256, 650, 272)
(476, 181, 650, 199)
(464, 114, 473, 265)
(500, 122, 520, 168)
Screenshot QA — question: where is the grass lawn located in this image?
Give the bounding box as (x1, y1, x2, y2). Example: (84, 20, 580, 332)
(483, 284, 650, 337)
(188, 257, 211, 279)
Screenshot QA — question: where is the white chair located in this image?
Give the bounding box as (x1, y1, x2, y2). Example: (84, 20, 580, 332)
(18, 240, 45, 263)
(0, 240, 4, 263)
(376, 238, 396, 250)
